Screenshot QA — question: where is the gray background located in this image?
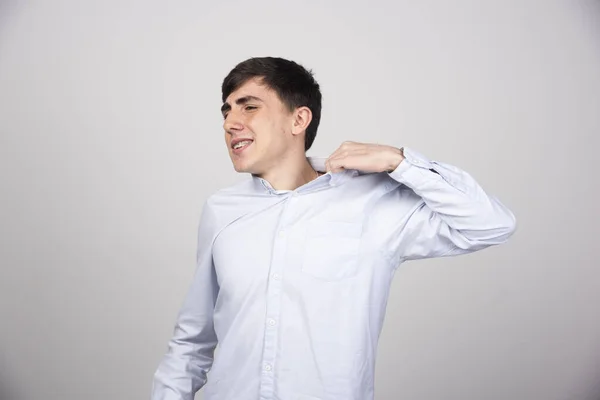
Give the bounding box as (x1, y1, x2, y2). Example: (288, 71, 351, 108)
(1, 1, 599, 399)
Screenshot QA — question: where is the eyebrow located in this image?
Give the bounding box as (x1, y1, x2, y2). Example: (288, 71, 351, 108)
(221, 95, 263, 116)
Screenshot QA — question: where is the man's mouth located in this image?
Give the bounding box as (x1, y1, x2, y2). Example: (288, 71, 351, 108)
(231, 139, 253, 154)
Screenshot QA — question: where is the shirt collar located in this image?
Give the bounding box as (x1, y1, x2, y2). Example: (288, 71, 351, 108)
(251, 157, 358, 195)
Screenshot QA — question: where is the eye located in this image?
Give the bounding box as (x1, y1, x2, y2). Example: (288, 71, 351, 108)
(244, 105, 257, 111)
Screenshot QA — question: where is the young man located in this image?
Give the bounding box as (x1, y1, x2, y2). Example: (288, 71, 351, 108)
(151, 57, 516, 400)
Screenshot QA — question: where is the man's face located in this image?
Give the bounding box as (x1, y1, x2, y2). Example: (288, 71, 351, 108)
(222, 78, 295, 175)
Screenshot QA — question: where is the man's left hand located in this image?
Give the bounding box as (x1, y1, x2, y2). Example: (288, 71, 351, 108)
(325, 141, 405, 174)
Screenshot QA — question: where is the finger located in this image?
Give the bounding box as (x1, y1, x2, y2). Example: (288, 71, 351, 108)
(326, 152, 347, 173)
(326, 157, 346, 173)
(327, 151, 363, 173)
(328, 141, 360, 161)
(327, 147, 344, 162)
(327, 148, 367, 165)
(328, 147, 365, 164)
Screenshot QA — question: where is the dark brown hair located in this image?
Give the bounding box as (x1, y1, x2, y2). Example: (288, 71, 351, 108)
(222, 57, 322, 151)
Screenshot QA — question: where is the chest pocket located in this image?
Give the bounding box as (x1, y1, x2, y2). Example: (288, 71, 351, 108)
(301, 219, 363, 281)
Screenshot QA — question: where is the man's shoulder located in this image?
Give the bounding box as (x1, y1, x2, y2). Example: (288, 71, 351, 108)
(210, 177, 257, 199)
(194, 177, 260, 237)
(200, 176, 276, 225)
(201, 177, 254, 211)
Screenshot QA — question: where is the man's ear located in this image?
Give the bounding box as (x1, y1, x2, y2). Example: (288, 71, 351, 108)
(291, 106, 312, 136)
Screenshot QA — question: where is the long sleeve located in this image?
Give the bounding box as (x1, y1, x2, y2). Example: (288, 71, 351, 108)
(372, 147, 516, 265)
(151, 201, 220, 400)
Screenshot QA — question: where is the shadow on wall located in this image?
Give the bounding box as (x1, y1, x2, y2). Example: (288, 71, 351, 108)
(0, 377, 21, 400)
(0, 354, 21, 400)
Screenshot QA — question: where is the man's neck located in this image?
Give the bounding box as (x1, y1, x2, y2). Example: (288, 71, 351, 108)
(258, 155, 320, 191)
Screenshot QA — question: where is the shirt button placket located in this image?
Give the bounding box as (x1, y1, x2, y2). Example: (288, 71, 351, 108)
(259, 193, 295, 399)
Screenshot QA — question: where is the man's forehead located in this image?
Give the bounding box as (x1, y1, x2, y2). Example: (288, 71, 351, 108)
(225, 79, 272, 103)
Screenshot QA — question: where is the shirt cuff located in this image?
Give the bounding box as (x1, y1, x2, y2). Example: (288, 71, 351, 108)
(387, 147, 436, 183)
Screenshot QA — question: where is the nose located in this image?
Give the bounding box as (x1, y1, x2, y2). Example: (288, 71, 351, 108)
(223, 112, 244, 133)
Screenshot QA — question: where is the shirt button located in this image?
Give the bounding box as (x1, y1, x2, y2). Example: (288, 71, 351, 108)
(272, 273, 281, 280)
(264, 364, 272, 371)
(267, 319, 276, 326)
(278, 230, 285, 238)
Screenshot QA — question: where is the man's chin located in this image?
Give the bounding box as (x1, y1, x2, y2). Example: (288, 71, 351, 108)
(232, 161, 257, 174)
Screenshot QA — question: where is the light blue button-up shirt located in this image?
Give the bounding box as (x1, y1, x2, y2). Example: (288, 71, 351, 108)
(151, 147, 516, 400)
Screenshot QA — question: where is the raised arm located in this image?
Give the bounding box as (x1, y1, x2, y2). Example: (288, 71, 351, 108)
(325, 143, 516, 265)
(372, 147, 516, 264)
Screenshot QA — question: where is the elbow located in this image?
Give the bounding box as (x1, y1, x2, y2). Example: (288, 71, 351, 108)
(498, 208, 517, 239)
(460, 208, 517, 251)
(503, 207, 517, 238)
(487, 207, 517, 245)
